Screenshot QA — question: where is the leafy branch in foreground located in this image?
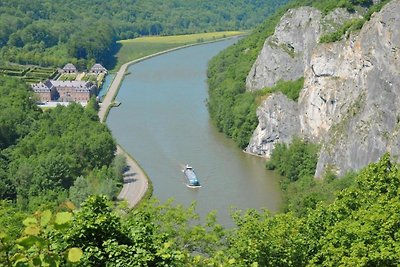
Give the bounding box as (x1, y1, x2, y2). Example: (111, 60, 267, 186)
(2, 201, 83, 266)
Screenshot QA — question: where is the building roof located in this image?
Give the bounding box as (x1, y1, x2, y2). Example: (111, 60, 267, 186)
(31, 80, 96, 92)
(90, 63, 107, 72)
(62, 63, 77, 71)
(52, 81, 96, 92)
(31, 82, 51, 92)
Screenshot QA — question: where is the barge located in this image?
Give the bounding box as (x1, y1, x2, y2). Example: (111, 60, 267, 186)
(182, 164, 201, 188)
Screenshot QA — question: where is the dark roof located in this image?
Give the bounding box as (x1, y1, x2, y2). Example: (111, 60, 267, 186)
(63, 63, 77, 71)
(32, 80, 96, 92)
(90, 63, 107, 72)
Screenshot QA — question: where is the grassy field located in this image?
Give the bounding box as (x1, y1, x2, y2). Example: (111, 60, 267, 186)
(111, 31, 245, 72)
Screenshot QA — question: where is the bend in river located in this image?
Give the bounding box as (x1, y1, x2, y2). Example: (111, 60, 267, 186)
(106, 38, 282, 225)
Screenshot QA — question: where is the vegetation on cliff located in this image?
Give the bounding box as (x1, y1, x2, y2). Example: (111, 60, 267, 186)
(319, 0, 392, 43)
(266, 137, 319, 182)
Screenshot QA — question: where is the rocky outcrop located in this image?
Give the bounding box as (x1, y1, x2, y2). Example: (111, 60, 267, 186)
(246, 0, 400, 177)
(246, 7, 360, 91)
(246, 7, 322, 91)
(245, 93, 300, 157)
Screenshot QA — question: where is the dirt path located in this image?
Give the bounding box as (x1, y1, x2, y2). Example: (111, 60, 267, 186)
(76, 72, 85, 81)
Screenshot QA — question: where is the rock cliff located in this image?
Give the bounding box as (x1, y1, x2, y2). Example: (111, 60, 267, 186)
(246, 7, 360, 91)
(246, 93, 300, 157)
(246, 0, 400, 177)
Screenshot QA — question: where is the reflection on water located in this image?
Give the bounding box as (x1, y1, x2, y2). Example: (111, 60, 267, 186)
(98, 74, 115, 101)
(107, 39, 282, 225)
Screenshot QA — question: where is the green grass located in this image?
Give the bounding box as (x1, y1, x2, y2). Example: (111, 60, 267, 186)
(58, 73, 77, 81)
(111, 31, 245, 72)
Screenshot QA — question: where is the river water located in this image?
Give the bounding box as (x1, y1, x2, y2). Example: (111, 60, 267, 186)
(107, 38, 282, 225)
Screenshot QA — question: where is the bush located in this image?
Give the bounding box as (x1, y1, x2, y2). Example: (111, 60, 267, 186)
(257, 77, 304, 101)
(266, 137, 319, 182)
(283, 171, 356, 215)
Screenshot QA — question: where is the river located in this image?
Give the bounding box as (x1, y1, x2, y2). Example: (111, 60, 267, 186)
(106, 38, 282, 225)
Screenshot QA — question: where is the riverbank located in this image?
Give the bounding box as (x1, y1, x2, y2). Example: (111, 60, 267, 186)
(111, 31, 246, 72)
(98, 58, 151, 207)
(98, 35, 244, 208)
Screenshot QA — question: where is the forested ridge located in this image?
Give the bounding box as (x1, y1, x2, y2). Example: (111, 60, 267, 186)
(0, 0, 288, 68)
(207, 0, 391, 149)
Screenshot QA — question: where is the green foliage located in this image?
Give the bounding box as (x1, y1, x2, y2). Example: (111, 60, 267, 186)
(364, 0, 392, 20)
(266, 137, 319, 182)
(5, 205, 83, 266)
(283, 171, 356, 216)
(307, 154, 400, 266)
(0, 77, 118, 210)
(65, 196, 189, 266)
(320, 18, 366, 43)
(207, 8, 286, 148)
(69, 164, 123, 207)
(0, 77, 40, 150)
(85, 96, 100, 121)
(227, 210, 309, 266)
(65, 195, 130, 266)
(3, 155, 400, 265)
(6, 102, 117, 209)
(320, 0, 391, 43)
(0, 201, 27, 264)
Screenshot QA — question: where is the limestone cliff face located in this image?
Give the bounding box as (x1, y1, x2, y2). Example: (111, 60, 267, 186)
(246, 7, 321, 91)
(246, 7, 360, 91)
(246, 0, 400, 176)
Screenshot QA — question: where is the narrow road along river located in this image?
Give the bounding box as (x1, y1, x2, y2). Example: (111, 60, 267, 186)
(106, 38, 282, 225)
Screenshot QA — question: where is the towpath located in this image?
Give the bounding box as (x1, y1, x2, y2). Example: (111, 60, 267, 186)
(98, 60, 149, 208)
(115, 145, 148, 208)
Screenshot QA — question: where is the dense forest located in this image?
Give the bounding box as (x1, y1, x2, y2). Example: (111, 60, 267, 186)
(0, 76, 124, 211)
(0, 0, 288, 68)
(207, 0, 391, 149)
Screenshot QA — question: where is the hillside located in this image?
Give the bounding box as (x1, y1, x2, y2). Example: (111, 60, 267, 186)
(0, 0, 288, 68)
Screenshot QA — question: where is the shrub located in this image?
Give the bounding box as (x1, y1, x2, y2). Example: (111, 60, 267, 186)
(266, 137, 319, 182)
